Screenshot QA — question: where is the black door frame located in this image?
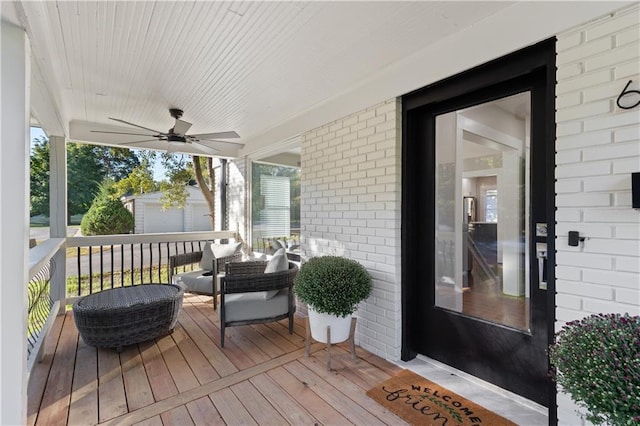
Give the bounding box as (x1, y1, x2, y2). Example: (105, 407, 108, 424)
(401, 38, 557, 415)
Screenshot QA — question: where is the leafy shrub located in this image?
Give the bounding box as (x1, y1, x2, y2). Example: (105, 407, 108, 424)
(549, 313, 640, 425)
(294, 256, 371, 317)
(81, 187, 133, 236)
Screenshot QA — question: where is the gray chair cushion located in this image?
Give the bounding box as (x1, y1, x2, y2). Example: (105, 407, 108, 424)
(223, 289, 289, 322)
(172, 270, 214, 295)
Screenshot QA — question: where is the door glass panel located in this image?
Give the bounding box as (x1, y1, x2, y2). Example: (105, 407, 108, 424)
(434, 92, 531, 331)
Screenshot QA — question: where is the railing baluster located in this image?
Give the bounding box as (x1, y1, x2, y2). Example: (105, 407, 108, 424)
(149, 242, 153, 283)
(100, 245, 104, 291)
(110, 245, 114, 289)
(120, 244, 125, 287)
(139, 243, 144, 284)
(130, 244, 134, 285)
(77, 247, 81, 296)
(88, 246, 93, 295)
(157, 243, 162, 283)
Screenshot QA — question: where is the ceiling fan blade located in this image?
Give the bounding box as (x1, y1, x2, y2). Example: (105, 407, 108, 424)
(192, 142, 220, 155)
(192, 138, 245, 147)
(119, 139, 162, 145)
(189, 131, 240, 139)
(91, 130, 156, 136)
(109, 117, 165, 134)
(172, 119, 192, 135)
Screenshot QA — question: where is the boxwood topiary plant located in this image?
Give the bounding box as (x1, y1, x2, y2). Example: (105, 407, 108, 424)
(294, 256, 371, 318)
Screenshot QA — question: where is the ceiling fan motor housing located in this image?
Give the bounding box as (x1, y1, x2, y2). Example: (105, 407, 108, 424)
(169, 108, 184, 119)
(167, 134, 187, 142)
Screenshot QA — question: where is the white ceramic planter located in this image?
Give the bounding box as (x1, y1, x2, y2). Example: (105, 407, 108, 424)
(308, 305, 352, 343)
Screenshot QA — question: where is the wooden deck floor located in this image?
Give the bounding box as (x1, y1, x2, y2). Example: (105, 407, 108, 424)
(28, 293, 407, 426)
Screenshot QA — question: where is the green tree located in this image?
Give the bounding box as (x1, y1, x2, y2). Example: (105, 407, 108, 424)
(112, 159, 158, 197)
(30, 137, 50, 217)
(67, 143, 105, 217)
(29, 137, 141, 219)
(80, 180, 134, 235)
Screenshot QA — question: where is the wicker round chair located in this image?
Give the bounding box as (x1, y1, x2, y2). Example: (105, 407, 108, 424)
(73, 284, 184, 352)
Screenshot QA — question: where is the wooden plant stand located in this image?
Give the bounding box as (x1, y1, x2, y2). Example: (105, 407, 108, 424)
(304, 316, 357, 371)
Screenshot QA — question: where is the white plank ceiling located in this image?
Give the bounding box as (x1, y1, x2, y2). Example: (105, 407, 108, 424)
(11, 1, 513, 157)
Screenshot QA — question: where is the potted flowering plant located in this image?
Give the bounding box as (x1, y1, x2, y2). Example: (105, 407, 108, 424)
(294, 256, 371, 343)
(549, 313, 640, 425)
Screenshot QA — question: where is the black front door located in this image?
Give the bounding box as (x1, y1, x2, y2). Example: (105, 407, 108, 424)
(401, 39, 556, 410)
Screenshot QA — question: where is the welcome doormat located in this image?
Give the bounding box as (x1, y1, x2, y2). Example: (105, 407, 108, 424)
(366, 370, 517, 426)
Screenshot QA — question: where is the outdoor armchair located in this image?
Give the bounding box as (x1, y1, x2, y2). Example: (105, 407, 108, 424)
(219, 259, 298, 347)
(169, 241, 242, 309)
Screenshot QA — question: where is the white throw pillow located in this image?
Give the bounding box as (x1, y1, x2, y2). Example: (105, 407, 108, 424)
(198, 242, 214, 271)
(264, 249, 288, 273)
(263, 248, 289, 299)
(211, 242, 242, 259)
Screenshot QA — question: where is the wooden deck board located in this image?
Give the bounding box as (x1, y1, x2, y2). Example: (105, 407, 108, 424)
(155, 333, 200, 393)
(28, 298, 405, 426)
(230, 380, 288, 425)
(97, 347, 128, 422)
(120, 345, 154, 411)
(68, 338, 99, 426)
(185, 396, 224, 425)
(178, 303, 241, 376)
(249, 373, 319, 425)
(132, 415, 163, 426)
(284, 360, 386, 425)
(210, 387, 258, 425)
(267, 366, 352, 425)
(27, 309, 65, 426)
(138, 340, 179, 401)
(169, 326, 220, 385)
(35, 312, 78, 426)
(299, 352, 408, 425)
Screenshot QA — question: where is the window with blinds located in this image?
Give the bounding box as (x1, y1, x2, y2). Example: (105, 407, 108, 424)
(251, 162, 300, 252)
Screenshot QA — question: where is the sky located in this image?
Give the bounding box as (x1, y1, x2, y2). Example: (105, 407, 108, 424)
(30, 127, 166, 181)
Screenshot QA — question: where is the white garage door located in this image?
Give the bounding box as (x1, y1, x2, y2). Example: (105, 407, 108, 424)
(192, 204, 212, 231)
(143, 203, 183, 233)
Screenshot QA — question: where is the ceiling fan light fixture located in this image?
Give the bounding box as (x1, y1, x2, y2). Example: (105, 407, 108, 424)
(167, 140, 183, 153)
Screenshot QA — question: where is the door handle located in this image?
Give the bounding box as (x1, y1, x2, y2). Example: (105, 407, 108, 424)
(536, 243, 547, 290)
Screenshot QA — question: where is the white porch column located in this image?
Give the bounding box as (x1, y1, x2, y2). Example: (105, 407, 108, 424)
(0, 22, 31, 425)
(50, 136, 67, 312)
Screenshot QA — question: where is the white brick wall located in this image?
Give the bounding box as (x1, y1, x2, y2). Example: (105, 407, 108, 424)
(292, 4, 639, 420)
(555, 5, 640, 425)
(300, 99, 402, 359)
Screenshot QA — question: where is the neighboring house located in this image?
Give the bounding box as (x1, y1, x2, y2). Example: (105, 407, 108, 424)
(122, 186, 218, 233)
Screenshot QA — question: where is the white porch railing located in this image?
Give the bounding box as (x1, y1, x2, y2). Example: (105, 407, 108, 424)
(65, 230, 237, 302)
(27, 238, 64, 378)
(26, 230, 236, 377)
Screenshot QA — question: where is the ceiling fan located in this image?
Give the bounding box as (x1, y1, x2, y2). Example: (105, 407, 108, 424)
(91, 108, 241, 154)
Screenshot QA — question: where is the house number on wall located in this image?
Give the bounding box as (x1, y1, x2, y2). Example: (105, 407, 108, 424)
(616, 80, 640, 109)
